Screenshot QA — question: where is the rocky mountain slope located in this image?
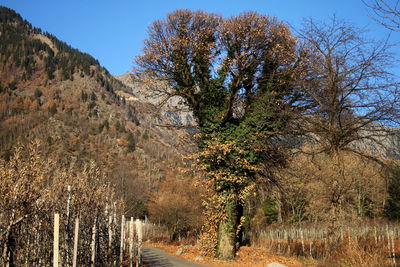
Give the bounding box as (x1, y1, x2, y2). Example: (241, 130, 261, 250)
(0, 6, 195, 218)
(116, 73, 196, 128)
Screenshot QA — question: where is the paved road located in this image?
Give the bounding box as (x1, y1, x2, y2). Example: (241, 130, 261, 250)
(142, 246, 211, 267)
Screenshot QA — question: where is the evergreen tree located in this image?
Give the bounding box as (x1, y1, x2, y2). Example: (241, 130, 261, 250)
(384, 165, 400, 221)
(127, 132, 136, 153)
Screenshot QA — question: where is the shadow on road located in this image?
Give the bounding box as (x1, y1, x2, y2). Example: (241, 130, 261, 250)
(142, 247, 173, 267)
(142, 246, 210, 267)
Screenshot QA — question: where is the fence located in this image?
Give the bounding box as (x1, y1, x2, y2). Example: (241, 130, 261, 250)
(0, 183, 146, 267)
(248, 222, 400, 265)
(50, 213, 145, 267)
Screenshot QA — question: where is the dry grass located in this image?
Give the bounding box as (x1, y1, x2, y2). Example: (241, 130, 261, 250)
(318, 237, 397, 267)
(249, 222, 400, 266)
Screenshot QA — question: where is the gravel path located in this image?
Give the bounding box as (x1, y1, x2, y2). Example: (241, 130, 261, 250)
(142, 246, 211, 267)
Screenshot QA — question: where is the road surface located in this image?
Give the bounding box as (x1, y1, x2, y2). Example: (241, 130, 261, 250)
(142, 246, 211, 267)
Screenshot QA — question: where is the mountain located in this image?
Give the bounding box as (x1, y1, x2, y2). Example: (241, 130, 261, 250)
(0, 6, 195, 218)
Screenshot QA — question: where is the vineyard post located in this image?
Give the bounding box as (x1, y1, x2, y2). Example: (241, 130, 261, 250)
(129, 217, 134, 267)
(120, 215, 125, 266)
(91, 217, 97, 267)
(108, 214, 113, 262)
(113, 202, 117, 266)
(136, 219, 142, 267)
(283, 230, 287, 254)
(390, 230, 395, 265)
(277, 230, 280, 254)
(386, 225, 390, 258)
(72, 217, 79, 267)
(269, 230, 272, 249)
(54, 213, 60, 267)
(37, 217, 42, 266)
(66, 185, 72, 265)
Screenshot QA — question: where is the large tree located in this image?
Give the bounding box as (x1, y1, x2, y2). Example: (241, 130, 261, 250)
(135, 10, 300, 259)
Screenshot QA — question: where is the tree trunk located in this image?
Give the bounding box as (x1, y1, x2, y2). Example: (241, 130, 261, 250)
(216, 196, 242, 260)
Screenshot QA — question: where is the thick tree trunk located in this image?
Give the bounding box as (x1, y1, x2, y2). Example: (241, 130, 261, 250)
(216, 197, 242, 260)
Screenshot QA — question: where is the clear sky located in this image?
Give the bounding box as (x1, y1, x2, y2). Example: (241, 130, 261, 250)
(1, 0, 398, 75)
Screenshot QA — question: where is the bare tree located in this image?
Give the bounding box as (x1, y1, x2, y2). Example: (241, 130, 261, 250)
(295, 17, 400, 157)
(364, 0, 400, 31)
(277, 148, 387, 223)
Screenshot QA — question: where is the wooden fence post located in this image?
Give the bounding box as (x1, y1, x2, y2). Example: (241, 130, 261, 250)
(129, 217, 134, 267)
(72, 217, 79, 267)
(54, 213, 60, 267)
(91, 217, 97, 267)
(390, 230, 396, 265)
(120, 215, 125, 266)
(136, 219, 143, 267)
(113, 202, 118, 266)
(66, 185, 72, 265)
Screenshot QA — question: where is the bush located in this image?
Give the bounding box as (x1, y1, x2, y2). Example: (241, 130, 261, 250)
(48, 103, 57, 115)
(34, 88, 42, 98)
(147, 177, 203, 240)
(127, 132, 136, 153)
(262, 197, 278, 224)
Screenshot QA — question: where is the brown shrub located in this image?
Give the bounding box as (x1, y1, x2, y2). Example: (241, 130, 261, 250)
(147, 176, 204, 240)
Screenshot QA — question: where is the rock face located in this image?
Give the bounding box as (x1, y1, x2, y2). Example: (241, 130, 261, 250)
(116, 73, 196, 128)
(351, 127, 400, 159)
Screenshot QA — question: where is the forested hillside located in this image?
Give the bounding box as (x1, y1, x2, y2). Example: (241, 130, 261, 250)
(0, 5, 199, 221)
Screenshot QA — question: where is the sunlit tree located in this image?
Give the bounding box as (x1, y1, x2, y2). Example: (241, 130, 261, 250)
(136, 9, 301, 259)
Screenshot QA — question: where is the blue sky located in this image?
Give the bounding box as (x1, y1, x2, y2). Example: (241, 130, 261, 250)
(1, 0, 398, 75)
